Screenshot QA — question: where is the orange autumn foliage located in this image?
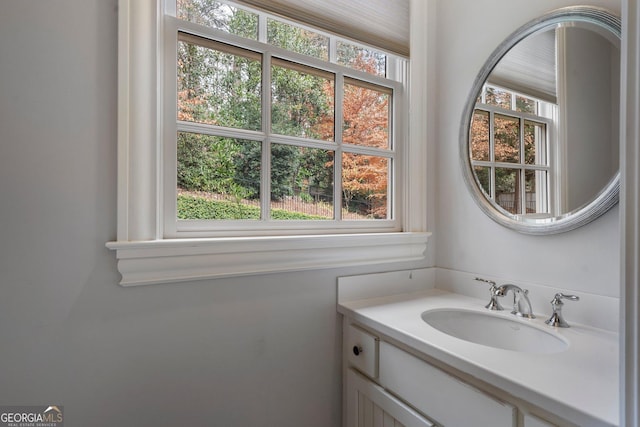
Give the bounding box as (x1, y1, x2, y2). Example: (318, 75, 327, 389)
(314, 55, 390, 217)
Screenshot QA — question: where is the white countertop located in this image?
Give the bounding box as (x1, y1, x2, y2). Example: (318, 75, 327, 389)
(338, 288, 619, 427)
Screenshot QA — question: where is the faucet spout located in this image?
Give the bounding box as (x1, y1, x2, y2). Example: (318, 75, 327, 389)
(494, 284, 536, 319)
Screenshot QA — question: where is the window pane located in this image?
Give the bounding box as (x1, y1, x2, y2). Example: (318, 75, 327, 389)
(177, 132, 261, 220)
(471, 110, 490, 161)
(271, 60, 335, 141)
(494, 114, 520, 163)
(343, 80, 390, 149)
(485, 87, 511, 110)
(525, 169, 549, 214)
(270, 145, 334, 220)
(178, 37, 261, 130)
(267, 19, 329, 60)
(516, 95, 537, 114)
(336, 41, 386, 77)
(524, 121, 546, 165)
(177, 0, 258, 39)
(495, 168, 521, 214)
(342, 154, 389, 219)
(473, 166, 491, 196)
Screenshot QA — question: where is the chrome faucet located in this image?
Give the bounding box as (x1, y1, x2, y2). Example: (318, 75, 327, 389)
(476, 278, 535, 318)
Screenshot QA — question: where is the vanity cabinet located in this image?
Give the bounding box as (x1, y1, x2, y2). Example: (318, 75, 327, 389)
(344, 318, 566, 427)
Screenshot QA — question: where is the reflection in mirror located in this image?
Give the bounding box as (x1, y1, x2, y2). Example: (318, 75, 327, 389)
(471, 84, 553, 216)
(461, 7, 621, 234)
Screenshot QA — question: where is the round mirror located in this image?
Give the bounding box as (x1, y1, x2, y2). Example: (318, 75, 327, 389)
(460, 6, 620, 234)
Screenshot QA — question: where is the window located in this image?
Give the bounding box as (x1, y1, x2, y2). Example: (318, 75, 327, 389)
(470, 84, 554, 217)
(167, 1, 400, 237)
(107, 0, 430, 285)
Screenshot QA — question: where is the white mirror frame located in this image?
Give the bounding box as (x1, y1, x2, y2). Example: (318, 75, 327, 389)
(460, 6, 621, 235)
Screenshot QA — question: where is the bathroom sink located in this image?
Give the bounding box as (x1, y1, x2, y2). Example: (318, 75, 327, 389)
(421, 309, 568, 354)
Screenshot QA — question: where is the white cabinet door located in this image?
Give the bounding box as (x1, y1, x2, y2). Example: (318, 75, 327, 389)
(346, 368, 434, 427)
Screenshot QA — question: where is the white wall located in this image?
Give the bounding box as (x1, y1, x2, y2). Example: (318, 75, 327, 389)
(0, 1, 430, 426)
(434, 0, 621, 298)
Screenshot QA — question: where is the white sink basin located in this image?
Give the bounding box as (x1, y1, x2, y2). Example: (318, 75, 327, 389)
(421, 309, 568, 354)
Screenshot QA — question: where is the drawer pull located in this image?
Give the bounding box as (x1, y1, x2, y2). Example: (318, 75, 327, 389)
(353, 345, 364, 356)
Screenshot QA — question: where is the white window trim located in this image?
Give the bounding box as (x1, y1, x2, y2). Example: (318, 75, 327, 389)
(107, 0, 430, 286)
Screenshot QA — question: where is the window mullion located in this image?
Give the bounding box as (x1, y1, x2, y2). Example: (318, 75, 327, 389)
(519, 117, 525, 164)
(489, 110, 496, 199)
(335, 72, 344, 220)
(519, 117, 525, 214)
(328, 35, 337, 64)
(262, 52, 272, 220)
(175, 121, 264, 141)
(258, 13, 267, 43)
(518, 169, 524, 214)
(164, 17, 179, 238)
(489, 111, 495, 163)
(164, 0, 176, 16)
(386, 56, 395, 81)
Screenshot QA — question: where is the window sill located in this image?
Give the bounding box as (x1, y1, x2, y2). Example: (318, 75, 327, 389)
(106, 232, 431, 286)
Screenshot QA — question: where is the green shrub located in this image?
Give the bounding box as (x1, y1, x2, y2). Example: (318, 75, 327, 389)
(177, 194, 327, 220)
(178, 195, 260, 220)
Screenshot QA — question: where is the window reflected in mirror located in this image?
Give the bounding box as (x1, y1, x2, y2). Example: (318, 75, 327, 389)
(471, 84, 551, 216)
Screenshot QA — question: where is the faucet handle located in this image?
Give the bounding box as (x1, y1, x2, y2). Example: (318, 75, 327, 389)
(475, 277, 496, 287)
(475, 277, 503, 311)
(551, 293, 580, 306)
(546, 293, 579, 327)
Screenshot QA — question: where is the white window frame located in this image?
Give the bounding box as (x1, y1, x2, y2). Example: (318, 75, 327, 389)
(106, 0, 430, 286)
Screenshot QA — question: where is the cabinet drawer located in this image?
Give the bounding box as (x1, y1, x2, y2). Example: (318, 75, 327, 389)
(379, 342, 516, 427)
(345, 322, 378, 378)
